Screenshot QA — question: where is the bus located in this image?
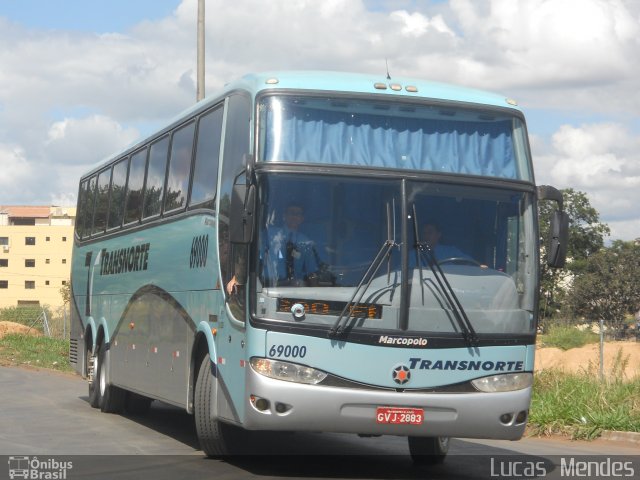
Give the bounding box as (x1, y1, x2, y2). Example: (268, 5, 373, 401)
(69, 71, 568, 462)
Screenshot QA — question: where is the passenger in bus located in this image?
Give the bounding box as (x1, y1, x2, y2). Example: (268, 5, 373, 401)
(262, 202, 319, 286)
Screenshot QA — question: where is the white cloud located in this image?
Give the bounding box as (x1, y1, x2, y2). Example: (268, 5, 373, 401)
(0, 144, 33, 194)
(532, 122, 640, 240)
(391, 11, 455, 37)
(0, 0, 638, 240)
(45, 115, 138, 166)
(422, 0, 639, 117)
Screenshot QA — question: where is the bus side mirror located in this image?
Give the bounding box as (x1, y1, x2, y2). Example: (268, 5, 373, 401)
(229, 184, 256, 244)
(548, 210, 569, 268)
(538, 185, 569, 269)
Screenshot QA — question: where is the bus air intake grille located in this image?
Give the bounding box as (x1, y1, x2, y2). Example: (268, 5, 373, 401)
(277, 298, 382, 319)
(69, 338, 78, 365)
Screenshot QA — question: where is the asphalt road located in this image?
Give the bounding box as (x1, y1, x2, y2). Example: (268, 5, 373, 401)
(0, 366, 637, 480)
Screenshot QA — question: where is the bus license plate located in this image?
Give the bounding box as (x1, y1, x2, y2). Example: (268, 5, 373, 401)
(376, 407, 424, 425)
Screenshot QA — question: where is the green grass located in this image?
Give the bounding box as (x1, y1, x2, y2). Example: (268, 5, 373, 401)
(538, 325, 600, 350)
(529, 367, 640, 439)
(0, 334, 72, 372)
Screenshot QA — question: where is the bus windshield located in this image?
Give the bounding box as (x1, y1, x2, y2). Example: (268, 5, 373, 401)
(254, 174, 537, 336)
(258, 95, 532, 181)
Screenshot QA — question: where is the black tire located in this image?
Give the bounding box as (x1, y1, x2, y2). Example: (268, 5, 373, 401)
(124, 392, 153, 415)
(194, 353, 245, 457)
(96, 345, 126, 413)
(408, 436, 449, 465)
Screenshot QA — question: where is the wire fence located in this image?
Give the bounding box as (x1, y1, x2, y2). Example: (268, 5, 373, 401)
(0, 305, 70, 340)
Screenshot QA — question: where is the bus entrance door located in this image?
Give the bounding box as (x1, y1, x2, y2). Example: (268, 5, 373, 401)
(213, 304, 247, 424)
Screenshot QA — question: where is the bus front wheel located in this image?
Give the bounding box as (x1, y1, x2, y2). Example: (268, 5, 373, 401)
(87, 344, 101, 408)
(194, 353, 244, 457)
(408, 436, 449, 465)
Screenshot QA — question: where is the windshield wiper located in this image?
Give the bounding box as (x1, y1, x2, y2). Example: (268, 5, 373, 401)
(412, 206, 478, 347)
(329, 202, 397, 338)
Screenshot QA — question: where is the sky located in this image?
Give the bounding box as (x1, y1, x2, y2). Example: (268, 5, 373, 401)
(0, 0, 638, 241)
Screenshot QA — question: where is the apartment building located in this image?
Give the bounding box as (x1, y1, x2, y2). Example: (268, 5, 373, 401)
(0, 206, 76, 310)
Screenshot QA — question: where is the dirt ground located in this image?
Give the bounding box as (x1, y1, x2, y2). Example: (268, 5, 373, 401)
(535, 341, 640, 379)
(0, 321, 42, 339)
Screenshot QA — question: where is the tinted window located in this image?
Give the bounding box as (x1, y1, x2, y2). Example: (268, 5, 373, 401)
(76, 180, 89, 238)
(165, 122, 195, 213)
(108, 157, 129, 229)
(143, 136, 169, 219)
(83, 177, 97, 237)
(124, 148, 147, 224)
(190, 106, 223, 208)
(93, 168, 112, 234)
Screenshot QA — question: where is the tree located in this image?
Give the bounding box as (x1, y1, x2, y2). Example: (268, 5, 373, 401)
(59, 282, 70, 305)
(538, 189, 610, 320)
(570, 241, 640, 330)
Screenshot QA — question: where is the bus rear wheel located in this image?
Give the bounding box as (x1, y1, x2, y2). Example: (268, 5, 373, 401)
(194, 353, 244, 457)
(88, 342, 125, 413)
(408, 436, 449, 465)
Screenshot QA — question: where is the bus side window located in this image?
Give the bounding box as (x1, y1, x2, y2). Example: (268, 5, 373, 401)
(92, 169, 111, 235)
(143, 136, 170, 219)
(189, 105, 224, 209)
(165, 121, 196, 213)
(76, 180, 89, 239)
(108, 157, 129, 230)
(86, 177, 98, 235)
(124, 147, 147, 225)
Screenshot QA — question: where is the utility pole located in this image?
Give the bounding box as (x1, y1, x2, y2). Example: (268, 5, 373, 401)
(196, 0, 205, 102)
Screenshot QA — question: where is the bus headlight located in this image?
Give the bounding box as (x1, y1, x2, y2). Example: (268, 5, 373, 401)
(250, 358, 328, 385)
(471, 372, 533, 392)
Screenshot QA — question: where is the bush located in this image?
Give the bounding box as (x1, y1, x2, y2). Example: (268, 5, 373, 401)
(0, 305, 69, 339)
(538, 325, 599, 350)
(0, 306, 47, 329)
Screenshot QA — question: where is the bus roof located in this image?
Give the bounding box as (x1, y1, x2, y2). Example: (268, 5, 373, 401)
(231, 71, 520, 111)
(82, 71, 521, 179)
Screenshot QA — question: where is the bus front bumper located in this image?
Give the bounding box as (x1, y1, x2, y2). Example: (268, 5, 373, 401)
(242, 368, 531, 440)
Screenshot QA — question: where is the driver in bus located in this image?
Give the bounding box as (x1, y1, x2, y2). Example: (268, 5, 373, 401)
(226, 202, 320, 295)
(262, 202, 319, 286)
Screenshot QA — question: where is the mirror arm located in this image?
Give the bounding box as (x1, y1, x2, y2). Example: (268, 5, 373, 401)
(537, 185, 564, 211)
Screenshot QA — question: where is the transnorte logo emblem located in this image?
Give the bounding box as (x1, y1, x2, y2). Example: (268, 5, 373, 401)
(392, 365, 411, 385)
